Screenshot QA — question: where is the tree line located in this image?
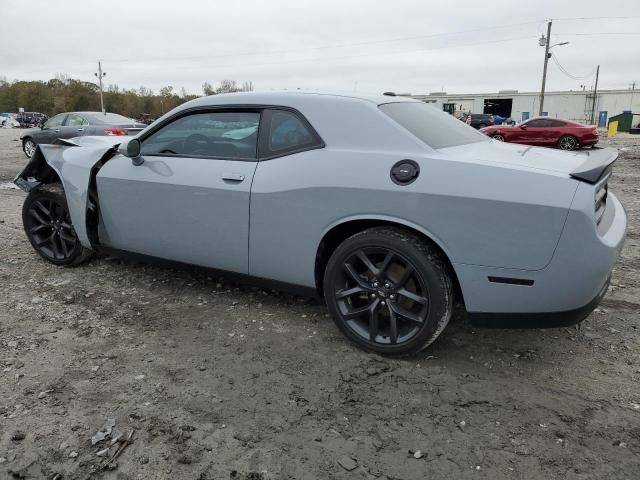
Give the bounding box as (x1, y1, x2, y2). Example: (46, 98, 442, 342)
(0, 76, 254, 120)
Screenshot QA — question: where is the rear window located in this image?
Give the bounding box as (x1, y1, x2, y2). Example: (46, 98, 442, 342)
(83, 112, 134, 125)
(380, 102, 487, 149)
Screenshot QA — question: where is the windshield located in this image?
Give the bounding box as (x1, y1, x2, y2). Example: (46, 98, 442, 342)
(380, 102, 487, 149)
(82, 112, 135, 125)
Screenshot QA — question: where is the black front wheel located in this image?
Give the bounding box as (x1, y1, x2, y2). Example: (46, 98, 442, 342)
(324, 227, 453, 355)
(22, 185, 93, 266)
(23, 138, 36, 158)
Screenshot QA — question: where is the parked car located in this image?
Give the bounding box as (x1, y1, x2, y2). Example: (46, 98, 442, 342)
(16, 111, 48, 128)
(460, 113, 495, 129)
(20, 112, 146, 158)
(1, 112, 20, 128)
(14, 92, 626, 355)
(480, 117, 599, 150)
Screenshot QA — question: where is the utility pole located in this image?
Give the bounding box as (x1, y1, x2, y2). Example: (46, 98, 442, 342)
(94, 60, 107, 114)
(539, 20, 552, 116)
(590, 64, 600, 125)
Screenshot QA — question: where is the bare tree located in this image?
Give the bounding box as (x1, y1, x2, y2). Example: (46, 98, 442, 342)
(159, 86, 174, 97)
(217, 80, 239, 94)
(201, 80, 254, 96)
(202, 81, 215, 96)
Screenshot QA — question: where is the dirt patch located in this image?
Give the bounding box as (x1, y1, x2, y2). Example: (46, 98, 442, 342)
(0, 128, 639, 479)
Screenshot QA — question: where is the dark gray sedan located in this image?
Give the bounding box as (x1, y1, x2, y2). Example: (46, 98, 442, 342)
(20, 112, 145, 158)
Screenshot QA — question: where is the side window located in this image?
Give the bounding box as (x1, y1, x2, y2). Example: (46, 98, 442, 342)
(547, 120, 565, 127)
(46, 114, 66, 128)
(65, 114, 88, 126)
(266, 109, 321, 155)
(526, 119, 546, 128)
(140, 111, 260, 159)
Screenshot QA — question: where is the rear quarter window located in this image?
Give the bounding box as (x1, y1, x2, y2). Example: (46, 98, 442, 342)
(380, 102, 487, 149)
(259, 109, 324, 158)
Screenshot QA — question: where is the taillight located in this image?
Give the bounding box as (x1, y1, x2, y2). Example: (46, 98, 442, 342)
(104, 128, 126, 136)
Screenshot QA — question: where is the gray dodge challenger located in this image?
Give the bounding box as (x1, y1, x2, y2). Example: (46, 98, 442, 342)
(14, 92, 627, 355)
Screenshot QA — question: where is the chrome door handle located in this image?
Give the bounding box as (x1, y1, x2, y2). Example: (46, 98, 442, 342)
(222, 173, 245, 182)
(77, 128, 84, 132)
(55, 129, 60, 133)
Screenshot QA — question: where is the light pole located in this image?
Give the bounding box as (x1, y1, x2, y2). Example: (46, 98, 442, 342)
(94, 60, 106, 114)
(590, 64, 600, 125)
(538, 20, 569, 116)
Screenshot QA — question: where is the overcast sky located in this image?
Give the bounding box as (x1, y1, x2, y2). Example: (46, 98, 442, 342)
(2, 0, 639, 96)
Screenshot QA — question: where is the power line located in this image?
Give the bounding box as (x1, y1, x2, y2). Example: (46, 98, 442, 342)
(104, 16, 640, 66)
(553, 15, 640, 20)
(108, 35, 539, 71)
(107, 21, 542, 64)
(556, 32, 640, 36)
(551, 53, 595, 81)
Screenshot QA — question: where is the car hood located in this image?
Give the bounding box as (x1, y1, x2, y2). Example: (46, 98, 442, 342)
(113, 122, 147, 129)
(438, 139, 588, 176)
(20, 127, 41, 139)
(480, 125, 516, 131)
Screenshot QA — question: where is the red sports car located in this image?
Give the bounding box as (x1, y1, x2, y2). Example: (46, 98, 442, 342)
(480, 117, 599, 150)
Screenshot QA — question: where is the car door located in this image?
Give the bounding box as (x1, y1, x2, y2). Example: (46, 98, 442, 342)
(95, 108, 261, 274)
(513, 119, 546, 145)
(60, 113, 88, 140)
(37, 113, 67, 144)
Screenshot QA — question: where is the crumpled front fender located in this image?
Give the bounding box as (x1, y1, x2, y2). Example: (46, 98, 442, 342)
(14, 139, 120, 249)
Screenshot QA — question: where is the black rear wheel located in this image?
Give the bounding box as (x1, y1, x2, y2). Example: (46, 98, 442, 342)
(558, 135, 578, 151)
(22, 185, 93, 266)
(324, 227, 453, 355)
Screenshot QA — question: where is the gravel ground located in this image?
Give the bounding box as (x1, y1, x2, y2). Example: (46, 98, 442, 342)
(0, 128, 639, 480)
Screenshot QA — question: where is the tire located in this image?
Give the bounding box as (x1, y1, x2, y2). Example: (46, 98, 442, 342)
(558, 135, 578, 151)
(323, 226, 453, 355)
(22, 184, 93, 266)
(23, 137, 36, 158)
(492, 134, 505, 142)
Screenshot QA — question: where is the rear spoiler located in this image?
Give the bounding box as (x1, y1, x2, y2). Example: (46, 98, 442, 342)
(570, 147, 618, 184)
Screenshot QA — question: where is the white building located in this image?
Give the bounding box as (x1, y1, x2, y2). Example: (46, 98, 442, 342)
(411, 88, 640, 127)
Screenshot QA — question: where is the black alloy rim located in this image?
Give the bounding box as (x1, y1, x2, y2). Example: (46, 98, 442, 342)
(26, 198, 78, 261)
(24, 140, 36, 157)
(334, 247, 430, 345)
(559, 136, 577, 150)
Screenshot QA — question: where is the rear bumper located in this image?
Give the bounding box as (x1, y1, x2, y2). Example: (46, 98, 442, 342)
(581, 136, 599, 146)
(467, 273, 611, 328)
(454, 189, 626, 326)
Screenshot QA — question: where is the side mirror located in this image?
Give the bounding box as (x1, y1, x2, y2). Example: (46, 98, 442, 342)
(118, 138, 143, 165)
(519, 124, 527, 129)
